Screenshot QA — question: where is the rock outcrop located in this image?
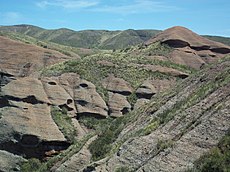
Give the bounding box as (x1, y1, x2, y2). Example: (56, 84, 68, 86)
(0, 26, 229, 171)
(0, 36, 74, 77)
(136, 80, 157, 99)
(102, 75, 132, 117)
(0, 77, 69, 159)
(74, 79, 108, 119)
(93, 56, 230, 172)
(102, 75, 132, 96)
(0, 150, 26, 172)
(108, 92, 131, 117)
(145, 26, 230, 69)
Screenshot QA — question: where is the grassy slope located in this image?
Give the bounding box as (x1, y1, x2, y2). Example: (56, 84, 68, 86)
(0, 25, 160, 50)
(86, 55, 230, 164)
(0, 30, 101, 57)
(42, 42, 194, 103)
(203, 35, 230, 46)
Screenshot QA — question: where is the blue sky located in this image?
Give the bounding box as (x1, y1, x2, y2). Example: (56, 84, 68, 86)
(0, 0, 229, 36)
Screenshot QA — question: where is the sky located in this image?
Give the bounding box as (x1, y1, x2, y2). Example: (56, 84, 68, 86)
(0, 0, 230, 36)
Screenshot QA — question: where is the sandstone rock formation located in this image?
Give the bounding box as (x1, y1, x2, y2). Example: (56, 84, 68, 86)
(108, 92, 131, 117)
(0, 150, 26, 172)
(0, 26, 229, 171)
(102, 75, 132, 117)
(0, 36, 75, 77)
(0, 77, 69, 159)
(102, 75, 132, 96)
(136, 80, 157, 99)
(92, 56, 230, 172)
(74, 79, 108, 119)
(146, 26, 230, 69)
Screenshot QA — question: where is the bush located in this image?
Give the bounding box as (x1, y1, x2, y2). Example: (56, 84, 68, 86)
(187, 130, 230, 172)
(51, 106, 76, 143)
(87, 116, 127, 161)
(21, 158, 42, 172)
(115, 166, 132, 172)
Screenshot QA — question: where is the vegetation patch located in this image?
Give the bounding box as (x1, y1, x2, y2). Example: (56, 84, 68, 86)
(138, 117, 160, 135)
(115, 166, 133, 172)
(21, 158, 42, 172)
(42, 49, 193, 104)
(51, 106, 76, 143)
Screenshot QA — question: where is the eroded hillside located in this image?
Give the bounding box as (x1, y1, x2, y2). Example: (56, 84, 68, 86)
(0, 26, 229, 172)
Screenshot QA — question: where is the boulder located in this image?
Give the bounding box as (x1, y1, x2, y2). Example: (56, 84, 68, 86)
(102, 75, 132, 96)
(74, 80, 108, 119)
(136, 81, 157, 99)
(108, 92, 131, 118)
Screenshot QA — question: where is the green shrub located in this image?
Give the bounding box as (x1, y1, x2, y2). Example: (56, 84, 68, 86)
(156, 139, 174, 151)
(51, 106, 76, 143)
(87, 116, 129, 161)
(142, 118, 160, 135)
(21, 158, 42, 172)
(187, 130, 230, 172)
(115, 166, 132, 172)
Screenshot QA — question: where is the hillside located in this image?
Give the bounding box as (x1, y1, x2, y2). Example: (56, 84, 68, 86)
(0, 26, 229, 172)
(203, 35, 230, 46)
(0, 25, 160, 50)
(1, 25, 230, 51)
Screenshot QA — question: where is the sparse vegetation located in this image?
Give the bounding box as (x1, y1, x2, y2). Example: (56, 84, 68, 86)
(21, 158, 42, 172)
(140, 117, 160, 135)
(42, 49, 194, 103)
(51, 106, 76, 143)
(156, 139, 174, 151)
(115, 166, 133, 172)
(88, 116, 126, 161)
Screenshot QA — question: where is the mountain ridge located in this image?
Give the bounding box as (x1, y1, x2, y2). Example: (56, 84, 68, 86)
(1, 24, 229, 50)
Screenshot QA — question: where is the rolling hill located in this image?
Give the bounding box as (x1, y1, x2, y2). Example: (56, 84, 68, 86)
(0, 25, 160, 50)
(0, 25, 230, 51)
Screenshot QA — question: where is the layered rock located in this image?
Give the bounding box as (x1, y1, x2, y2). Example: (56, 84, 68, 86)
(0, 36, 75, 77)
(93, 58, 230, 172)
(42, 77, 76, 112)
(0, 150, 26, 172)
(145, 26, 230, 69)
(0, 77, 69, 159)
(108, 92, 132, 118)
(102, 75, 132, 96)
(74, 79, 108, 119)
(136, 80, 157, 99)
(102, 75, 132, 117)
